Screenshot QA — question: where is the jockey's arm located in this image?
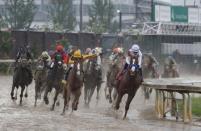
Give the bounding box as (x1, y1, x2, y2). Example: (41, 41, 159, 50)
(138, 51, 143, 68)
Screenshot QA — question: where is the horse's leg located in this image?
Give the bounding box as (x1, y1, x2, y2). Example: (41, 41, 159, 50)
(62, 88, 67, 115)
(88, 86, 96, 105)
(20, 86, 25, 105)
(43, 85, 51, 105)
(123, 94, 135, 119)
(51, 89, 59, 111)
(109, 87, 113, 103)
(34, 85, 37, 107)
(112, 87, 118, 104)
(14, 86, 18, 100)
(84, 85, 88, 104)
(104, 85, 109, 99)
(24, 86, 28, 98)
(96, 83, 101, 101)
(10, 84, 15, 100)
(73, 90, 81, 111)
(115, 92, 124, 110)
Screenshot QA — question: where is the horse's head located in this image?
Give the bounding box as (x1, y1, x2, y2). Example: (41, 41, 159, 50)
(54, 54, 63, 69)
(142, 55, 151, 68)
(18, 58, 29, 68)
(128, 64, 140, 77)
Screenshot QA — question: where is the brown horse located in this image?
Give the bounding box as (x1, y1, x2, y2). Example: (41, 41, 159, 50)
(142, 54, 159, 99)
(115, 62, 142, 119)
(105, 55, 124, 103)
(62, 61, 83, 114)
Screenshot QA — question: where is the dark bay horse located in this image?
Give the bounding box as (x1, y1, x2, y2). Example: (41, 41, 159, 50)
(83, 59, 102, 106)
(62, 61, 83, 114)
(115, 62, 142, 119)
(34, 59, 48, 107)
(43, 57, 64, 111)
(10, 59, 33, 105)
(106, 56, 124, 103)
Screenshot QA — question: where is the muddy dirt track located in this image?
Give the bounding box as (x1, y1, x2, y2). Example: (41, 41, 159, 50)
(0, 75, 201, 131)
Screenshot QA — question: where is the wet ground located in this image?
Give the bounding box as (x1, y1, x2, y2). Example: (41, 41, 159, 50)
(0, 75, 201, 131)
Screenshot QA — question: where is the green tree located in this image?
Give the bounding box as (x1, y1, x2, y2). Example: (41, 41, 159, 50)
(48, 0, 76, 31)
(4, 0, 36, 29)
(88, 0, 115, 33)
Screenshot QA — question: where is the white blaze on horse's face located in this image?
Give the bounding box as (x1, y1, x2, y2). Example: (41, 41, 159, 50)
(77, 63, 81, 75)
(131, 66, 135, 72)
(58, 61, 62, 65)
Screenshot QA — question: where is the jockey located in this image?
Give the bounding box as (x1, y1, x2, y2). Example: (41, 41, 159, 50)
(117, 44, 143, 81)
(85, 48, 92, 55)
(50, 44, 69, 69)
(144, 53, 159, 77)
(38, 51, 51, 67)
(109, 47, 124, 62)
(164, 55, 177, 70)
(16, 45, 33, 62)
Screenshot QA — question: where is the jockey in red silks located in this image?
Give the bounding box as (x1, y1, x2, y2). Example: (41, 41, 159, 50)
(50, 44, 69, 69)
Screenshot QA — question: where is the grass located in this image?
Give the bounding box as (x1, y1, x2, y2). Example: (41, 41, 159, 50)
(177, 96, 201, 117)
(191, 97, 201, 117)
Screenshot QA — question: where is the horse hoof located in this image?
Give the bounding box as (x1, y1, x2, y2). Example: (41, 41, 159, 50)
(106, 95, 110, 99)
(11, 96, 15, 100)
(61, 112, 65, 116)
(25, 94, 28, 98)
(56, 102, 60, 106)
(115, 105, 119, 110)
(50, 107, 54, 111)
(73, 107, 78, 111)
(109, 99, 112, 104)
(44, 99, 49, 105)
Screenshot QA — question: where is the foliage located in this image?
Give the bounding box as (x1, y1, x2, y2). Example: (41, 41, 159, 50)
(48, 0, 76, 31)
(88, 0, 116, 33)
(0, 31, 12, 58)
(4, 0, 36, 29)
(191, 97, 201, 117)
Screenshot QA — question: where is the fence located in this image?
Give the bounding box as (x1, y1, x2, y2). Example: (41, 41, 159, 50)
(3, 30, 100, 58)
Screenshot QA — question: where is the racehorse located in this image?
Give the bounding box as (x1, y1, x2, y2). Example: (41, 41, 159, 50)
(83, 58, 102, 106)
(62, 61, 83, 114)
(34, 59, 48, 107)
(43, 54, 64, 111)
(142, 54, 159, 99)
(115, 60, 142, 119)
(162, 64, 179, 78)
(105, 56, 124, 103)
(10, 59, 33, 105)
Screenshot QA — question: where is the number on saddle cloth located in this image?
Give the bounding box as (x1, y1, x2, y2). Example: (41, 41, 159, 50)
(129, 64, 139, 72)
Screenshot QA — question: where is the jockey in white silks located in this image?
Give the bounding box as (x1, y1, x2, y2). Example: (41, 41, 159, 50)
(116, 44, 143, 81)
